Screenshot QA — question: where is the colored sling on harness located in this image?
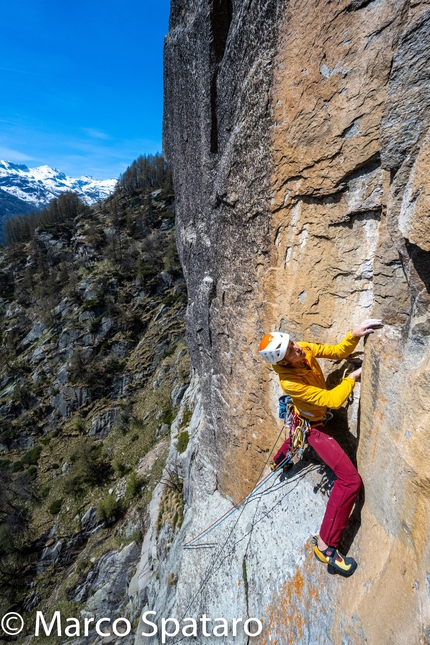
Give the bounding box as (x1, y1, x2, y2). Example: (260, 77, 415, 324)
(271, 395, 311, 470)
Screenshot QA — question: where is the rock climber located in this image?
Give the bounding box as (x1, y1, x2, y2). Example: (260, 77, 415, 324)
(259, 319, 383, 577)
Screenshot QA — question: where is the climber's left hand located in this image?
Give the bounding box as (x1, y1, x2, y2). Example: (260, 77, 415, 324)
(352, 319, 383, 338)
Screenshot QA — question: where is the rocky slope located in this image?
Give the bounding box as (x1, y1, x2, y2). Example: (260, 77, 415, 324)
(136, 0, 430, 643)
(0, 176, 190, 643)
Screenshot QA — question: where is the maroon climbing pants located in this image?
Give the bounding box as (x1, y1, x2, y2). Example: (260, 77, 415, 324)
(274, 426, 361, 547)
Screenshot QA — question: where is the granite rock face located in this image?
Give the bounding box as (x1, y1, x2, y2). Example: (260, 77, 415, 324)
(161, 1, 430, 643)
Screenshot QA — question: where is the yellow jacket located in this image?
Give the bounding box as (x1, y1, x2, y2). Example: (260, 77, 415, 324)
(272, 332, 359, 422)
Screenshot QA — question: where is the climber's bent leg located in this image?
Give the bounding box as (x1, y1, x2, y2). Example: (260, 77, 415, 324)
(273, 438, 291, 467)
(307, 426, 361, 548)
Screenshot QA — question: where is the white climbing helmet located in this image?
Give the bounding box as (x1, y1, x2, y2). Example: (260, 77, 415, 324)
(259, 331, 290, 364)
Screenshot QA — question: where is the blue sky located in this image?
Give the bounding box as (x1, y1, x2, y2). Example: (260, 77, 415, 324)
(0, 0, 170, 179)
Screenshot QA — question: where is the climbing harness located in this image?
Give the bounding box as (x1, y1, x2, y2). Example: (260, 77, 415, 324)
(270, 395, 311, 470)
(274, 392, 339, 470)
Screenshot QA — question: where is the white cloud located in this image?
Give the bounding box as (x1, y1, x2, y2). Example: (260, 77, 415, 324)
(0, 146, 36, 162)
(0, 66, 50, 78)
(82, 128, 110, 140)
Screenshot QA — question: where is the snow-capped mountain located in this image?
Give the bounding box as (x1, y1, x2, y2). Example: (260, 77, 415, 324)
(0, 161, 117, 209)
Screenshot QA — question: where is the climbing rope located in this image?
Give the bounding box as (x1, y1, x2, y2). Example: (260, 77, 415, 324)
(166, 423, 287, 641)
(183, 451, 292, 549)
(170, 461, 318, 645)
(184, 397, 312, 549)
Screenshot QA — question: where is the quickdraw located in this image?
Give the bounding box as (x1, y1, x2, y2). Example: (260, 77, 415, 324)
(273, 395, 311, 468)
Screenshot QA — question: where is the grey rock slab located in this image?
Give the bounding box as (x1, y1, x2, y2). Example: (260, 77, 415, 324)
(88, 409, 120, 437)
(110, 341, 132, 357)
(171, 383, 188, 406)
(94, 317, 115, 343)
(80, 346, 94, 362)
(82, 286, 100, 300)
(156, 424, 170, 439)
(53, 365, 70, 387)
(0, 394, 16, 413)
(135, 291, 147, 304)
(77, 277, 95, 292)
(31, 369, 41, 383)
(153, 305, 168, 322)
(58, 328, 81, 349)
(52, 298, 73, 318)
(4, 303, 22, 319)
(35, 231, 53, 244)
(81, 506, 105, 533)
(81, 332, 94, 345)
(132, 375, 336, 645)
(0, 375, 14, 390)
(38, 540, 63, 573)
(120, 516, 143, 540)
(50, 386, 92, 417)
(31, 341, 51, 363)
(161, 271, 174, 286)
(20, 321, 46, 348)
(79, 310, 95, 322)
(11, 433, 33, 450)
(71, 542, 140, 614)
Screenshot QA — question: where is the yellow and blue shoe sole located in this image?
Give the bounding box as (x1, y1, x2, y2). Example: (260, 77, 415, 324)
(313, 545, 357, 577)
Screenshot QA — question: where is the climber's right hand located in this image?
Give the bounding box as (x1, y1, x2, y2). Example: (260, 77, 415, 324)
(349, 367, 362, 382)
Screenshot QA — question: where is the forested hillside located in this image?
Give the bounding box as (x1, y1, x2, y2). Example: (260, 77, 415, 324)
(0, 154, 190, 639)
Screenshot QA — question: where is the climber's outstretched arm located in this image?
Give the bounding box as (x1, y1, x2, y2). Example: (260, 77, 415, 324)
(313, 319, 383, 360)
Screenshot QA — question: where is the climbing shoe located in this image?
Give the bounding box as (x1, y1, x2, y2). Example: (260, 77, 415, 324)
(270, 449, 294, 472)
(313, 544, 357, 577)
(270, 458, 293, 473)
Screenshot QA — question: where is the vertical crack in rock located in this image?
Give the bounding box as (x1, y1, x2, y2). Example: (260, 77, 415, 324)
(210, 0, 233, 153)
(345, 0, 386, 12)
(381, 8, 430, 172)
(211, 0, 232, 63)
(405, 241, 430, 295)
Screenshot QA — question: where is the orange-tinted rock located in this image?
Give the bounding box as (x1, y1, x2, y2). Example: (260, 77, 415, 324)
(163, 0, 430, 642)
